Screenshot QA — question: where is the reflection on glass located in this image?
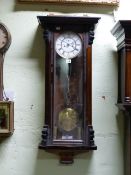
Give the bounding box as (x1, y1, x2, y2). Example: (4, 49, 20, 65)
(53, 52, 84, 142)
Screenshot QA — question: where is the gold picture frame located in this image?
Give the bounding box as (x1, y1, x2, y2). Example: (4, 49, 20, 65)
(18, 0, 119, 5)
(0, 101, 14, 136)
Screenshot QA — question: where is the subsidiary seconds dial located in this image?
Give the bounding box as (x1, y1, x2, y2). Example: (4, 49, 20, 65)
(55, 32, 82, 59)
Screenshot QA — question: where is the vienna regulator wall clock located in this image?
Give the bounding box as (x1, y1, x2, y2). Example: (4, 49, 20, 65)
(0, 22, 14, 137)
(111, 20, 131, 175)
(37, 16, 100, 163)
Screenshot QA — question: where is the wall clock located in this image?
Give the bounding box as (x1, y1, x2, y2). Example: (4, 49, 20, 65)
(37, 16, 100, 163)
(111, 20, 131, 175)
(0, 22, 14, 137)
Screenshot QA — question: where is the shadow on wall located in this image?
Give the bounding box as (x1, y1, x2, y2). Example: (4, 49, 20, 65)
(116, 110, 124, 175)
(34, 150, 95, 175)
(29, 25, 45, 78)
(116, 110, 124, 147)
(14, 0, 117, 14)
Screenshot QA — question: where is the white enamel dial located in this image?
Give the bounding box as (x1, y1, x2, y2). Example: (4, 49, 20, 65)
(0, 23, 11, 52)
(55, 32, 82, 59)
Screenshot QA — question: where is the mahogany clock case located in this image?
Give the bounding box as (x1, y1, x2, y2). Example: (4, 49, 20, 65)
(111, 20, 131, 175)
(37, 16, 100, 155)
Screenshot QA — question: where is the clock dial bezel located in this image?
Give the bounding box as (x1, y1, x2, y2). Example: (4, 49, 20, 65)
(55, 31, 82, 59)
(0, 23, 11, 53)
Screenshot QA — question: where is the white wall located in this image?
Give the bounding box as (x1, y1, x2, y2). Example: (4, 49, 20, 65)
(0, 0, 127, 175)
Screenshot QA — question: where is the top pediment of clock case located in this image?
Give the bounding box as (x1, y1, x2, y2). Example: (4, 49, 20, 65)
(37, 16, 100, 32)
(111, 20, 131, 50)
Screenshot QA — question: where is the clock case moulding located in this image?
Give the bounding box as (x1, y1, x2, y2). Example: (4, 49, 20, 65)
(37, 16, 100, 164)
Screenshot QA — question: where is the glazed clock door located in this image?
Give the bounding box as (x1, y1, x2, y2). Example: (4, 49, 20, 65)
(53, 32, 84, 143)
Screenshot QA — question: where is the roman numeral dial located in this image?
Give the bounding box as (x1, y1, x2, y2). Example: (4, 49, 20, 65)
(55, 32, 82, 59)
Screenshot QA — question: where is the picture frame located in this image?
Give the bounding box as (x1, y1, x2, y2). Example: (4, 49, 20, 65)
(0, 101, 14, 136)
(18, 0, 119, 6)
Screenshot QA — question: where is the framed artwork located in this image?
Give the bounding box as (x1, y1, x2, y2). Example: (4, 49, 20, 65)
(18, 0, 119, 5)
(0, 101, 14, 136)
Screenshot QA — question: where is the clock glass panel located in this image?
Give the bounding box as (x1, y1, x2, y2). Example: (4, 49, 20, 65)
(53, 32, 84, 143)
